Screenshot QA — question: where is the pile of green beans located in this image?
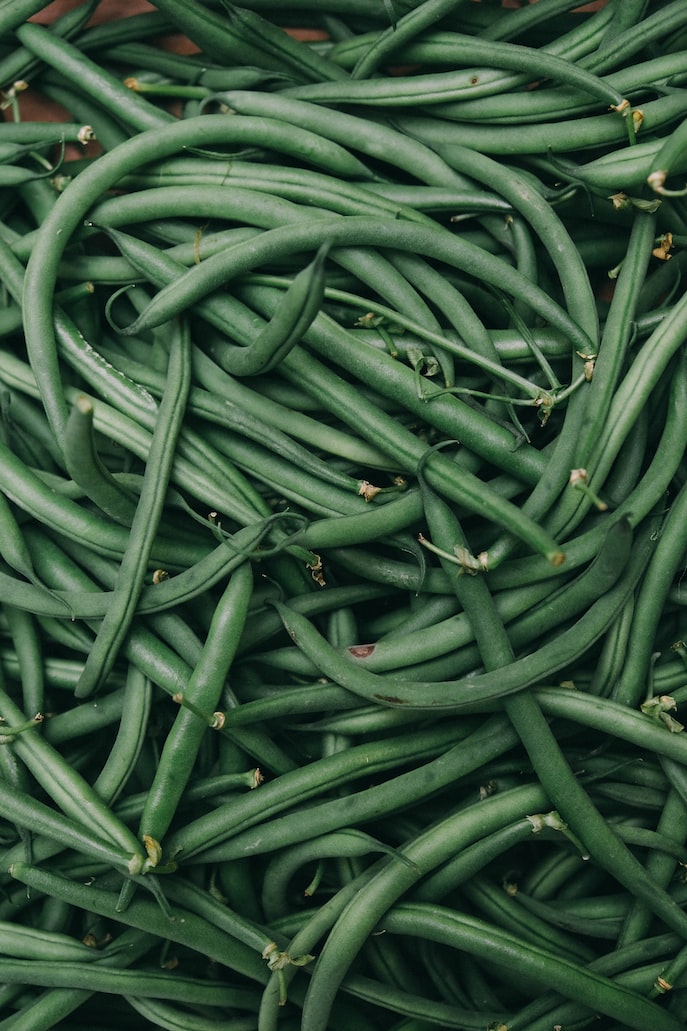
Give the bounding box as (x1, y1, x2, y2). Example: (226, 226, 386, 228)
(1, 0, 687, 1027)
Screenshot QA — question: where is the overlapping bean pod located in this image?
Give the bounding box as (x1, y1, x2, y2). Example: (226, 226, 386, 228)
(0, 2, 686, 1029)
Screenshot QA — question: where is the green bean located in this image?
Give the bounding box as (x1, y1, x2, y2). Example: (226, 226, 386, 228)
(2, 606, 44, 718)
(27, 569, 293, 781)
(0, 920, 99, 963)
(477, 930, 683, 1031)
(505, 885, 626, 941)
(166, 717, 501, 862)
(0, 0, 60, 36)
(269, 519, 647, 712)
(379, 904, 683, 1031)
(31, 76, 132, 154)
(7, 860, 271, 987)
(401, 142, 597, 345)
(74, 10, 174, 51)
(437, 49, 687, 126)
(613, 480, 687, 708)
(113, 158, 438, 225)
(219, 2, 349, 84)
(22, 115, 378, 444)
(545, 207, 658, 536)
(0, 515, 284, 621)
(224, 243, 330, 376)
(584, 273, 687, 510)
(0, 778, 139, 875)
(297, 781, 548, 1030)
(15, 22, 173, 133)
(0, 283, 91, 342)
(502, 687, 687, 991)
(491, 346, 687, 590)
(479, 0, 610, 43)
(460, 873, 596, 962)
(203, 424, 374, 518)
(91, 224, 548, 478)
(0, 680, 145, 858)
(0, 954, 259, 1006)
(415, 424, 687, 999)
(0, 164, 59, 186)
(0, 340, 267, 525)
(91, 665, 152, 806)
(203, 90, 478, 189)
(41, 686, 128, 745)
(0, 928, 160, 1031)
(397, 92, 687, 156)
(62, 394, 139, 525)
(580, 0, 687, 77)
(139, 560, 253, 856)
(331, 0, 615, 74)
(339, 974, 502, 1030)
(548, 139, 685, 194)
(598, 402, 649, 510)
(99, 213, 451, 356)
(100, 41, 289, 91)
(303, 23, 631, 109)
(103, 225, 330, 378)
(86, 228, 563, 556)
(0, 0, 99, 90)
(72, 316, 190, 697)
(152, 0, 345, 81)
(261, 828, 409, 920)
(617, 789, 687, 948)
(124, 997, 259, 1031)
(648, 112, 687, 196)
(114, 769, 262, 824)
(286, 344, 564, 560)
(587, 593, 635, 698)
(414, 819, 538, 904)
(0, 488, 43, 587)
(349, 0, 470, 80)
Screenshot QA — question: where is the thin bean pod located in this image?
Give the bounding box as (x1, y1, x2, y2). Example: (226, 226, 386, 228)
(269, 520, 649, 712)
(151, 0, 346, 82)
(22, 112, 379, 442)
(350, 0, 471, 80)
(62, 393, 139, 525)
(166, 717, 506, 862)
(281, 35, 631, 110)
(73, 316, 191, 698)
(0, 684, 144, 861)
(395, 92, 687, 155)
(298, 782, 549, 1029)
(139, 560, 253, 855)
(15, 22, 174, 133)
(378, 903, 683, 1031)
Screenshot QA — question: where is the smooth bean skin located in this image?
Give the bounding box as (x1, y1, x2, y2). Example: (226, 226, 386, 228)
(138, 560, 253, 852)
(16, 22, 173, 132)
(377, 904, 683, 1031)
(89, 227, 563, 559)
(165, 717, 500, 862)
(270, 518, 648, 713)
(279, 34, 629, 107)
(118, 216, 595, 357)
(394, 92, 687, 155)
(75, 315, 192, 698)
(8, 862, 269, 985)
(22, 113, 378, 443)
(298, 783, 549, 1031)
(0, 684, 144, 866)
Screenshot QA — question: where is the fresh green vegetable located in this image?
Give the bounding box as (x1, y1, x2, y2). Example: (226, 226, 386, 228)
(0, 2, 687, 1029)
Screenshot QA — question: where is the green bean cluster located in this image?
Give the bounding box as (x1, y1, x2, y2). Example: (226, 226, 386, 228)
(1, 0, 687, 1028)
